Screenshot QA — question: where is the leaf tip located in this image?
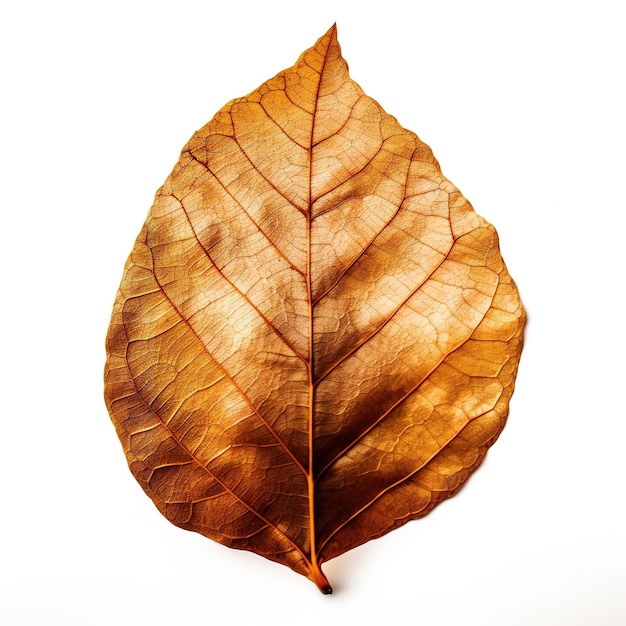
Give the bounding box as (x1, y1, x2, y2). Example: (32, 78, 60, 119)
(325, 22, 338, 42)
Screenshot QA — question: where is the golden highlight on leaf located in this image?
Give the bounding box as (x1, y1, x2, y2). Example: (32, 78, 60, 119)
(104, 25, 525, 593)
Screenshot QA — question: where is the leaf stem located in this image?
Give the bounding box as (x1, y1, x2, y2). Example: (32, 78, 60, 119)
(308, 558, 332, 594)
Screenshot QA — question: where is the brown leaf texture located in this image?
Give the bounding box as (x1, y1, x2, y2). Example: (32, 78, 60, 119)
(104, 25, 525, 593)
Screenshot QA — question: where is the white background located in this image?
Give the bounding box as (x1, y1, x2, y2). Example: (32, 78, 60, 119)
(2, 1, 625, 624)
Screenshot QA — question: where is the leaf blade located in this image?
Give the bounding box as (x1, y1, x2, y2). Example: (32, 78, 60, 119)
(104, 25, 525, 592)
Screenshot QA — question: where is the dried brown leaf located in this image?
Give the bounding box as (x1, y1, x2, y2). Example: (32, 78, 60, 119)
(104, 25, 525, 593)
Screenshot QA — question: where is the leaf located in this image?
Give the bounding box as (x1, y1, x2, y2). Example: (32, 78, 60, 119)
(104, 25, 525, 594)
